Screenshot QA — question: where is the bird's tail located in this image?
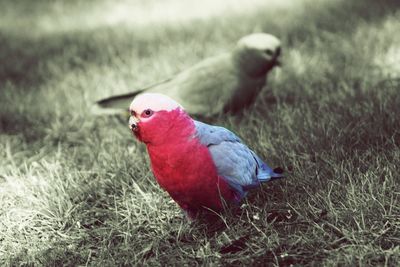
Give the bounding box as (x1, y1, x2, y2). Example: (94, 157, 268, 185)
(96, 90, 144, 110)
(251, 152, 285, 182)
(270, 167, 285, 180)
(257, 164, 285, 182)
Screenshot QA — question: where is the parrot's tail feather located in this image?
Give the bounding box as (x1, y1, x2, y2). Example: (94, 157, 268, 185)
(96, 90, 145, 110)
(257, 166, 285, 182)
(271, 167, 285, 179)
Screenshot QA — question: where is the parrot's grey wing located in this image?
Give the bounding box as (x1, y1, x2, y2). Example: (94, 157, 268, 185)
(194, 121, 279, 197)
(93, 53, 237, 117)
(209, 141, 261, 197)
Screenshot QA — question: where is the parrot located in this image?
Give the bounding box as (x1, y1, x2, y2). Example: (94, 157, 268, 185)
(95, 33, 281, 117)
(128, 93, 284, 219)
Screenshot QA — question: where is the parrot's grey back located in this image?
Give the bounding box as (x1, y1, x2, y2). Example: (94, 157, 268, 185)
(147, 54, 234, 116)
(147, 53, 268, 116)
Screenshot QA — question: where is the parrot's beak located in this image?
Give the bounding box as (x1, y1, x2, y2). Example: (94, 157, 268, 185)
(274, 47, 282, 67)
(129, 116, 140, 132)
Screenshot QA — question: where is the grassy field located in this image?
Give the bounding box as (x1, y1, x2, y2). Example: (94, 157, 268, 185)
(1, 0, 400, 265)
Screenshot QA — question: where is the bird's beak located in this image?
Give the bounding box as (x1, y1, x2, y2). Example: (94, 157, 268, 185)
(129, 116, 140, 132)
(274, 47, 282, 67)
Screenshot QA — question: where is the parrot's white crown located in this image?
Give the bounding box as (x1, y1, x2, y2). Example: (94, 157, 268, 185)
(130, 93, 183, 114)
(237, 33, 281, 51)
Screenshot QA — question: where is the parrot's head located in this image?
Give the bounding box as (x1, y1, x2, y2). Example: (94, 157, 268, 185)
(234, 33, 281, 77)
(128, 93, 189, 145)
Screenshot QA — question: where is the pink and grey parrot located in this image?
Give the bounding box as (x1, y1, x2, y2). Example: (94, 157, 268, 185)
(129, 93, 284, 219)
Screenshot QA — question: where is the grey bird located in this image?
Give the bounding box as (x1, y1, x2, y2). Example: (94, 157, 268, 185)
(94, 33, 281, 117)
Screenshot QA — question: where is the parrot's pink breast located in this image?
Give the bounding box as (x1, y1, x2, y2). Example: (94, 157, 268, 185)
(145, 117, 236, 213)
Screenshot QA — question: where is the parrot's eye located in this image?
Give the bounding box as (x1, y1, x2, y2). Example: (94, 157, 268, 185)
(130, 110, 136, 117)
(142, 109, 154, 118)
(264, 49, 273, 56)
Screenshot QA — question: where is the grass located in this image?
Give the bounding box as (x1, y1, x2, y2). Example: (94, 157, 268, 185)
(1, 0, 400, 265)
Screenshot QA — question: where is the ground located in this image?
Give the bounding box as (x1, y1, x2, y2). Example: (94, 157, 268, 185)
(0, 0, 399, 266)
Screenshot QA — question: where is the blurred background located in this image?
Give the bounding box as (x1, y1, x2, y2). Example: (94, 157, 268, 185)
(1, 0, 399, 265)
(1, 0, 399, 128)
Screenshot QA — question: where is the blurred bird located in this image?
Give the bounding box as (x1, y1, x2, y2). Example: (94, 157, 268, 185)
(95, 33, 281, 117)
(129, 93, 284, 219)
